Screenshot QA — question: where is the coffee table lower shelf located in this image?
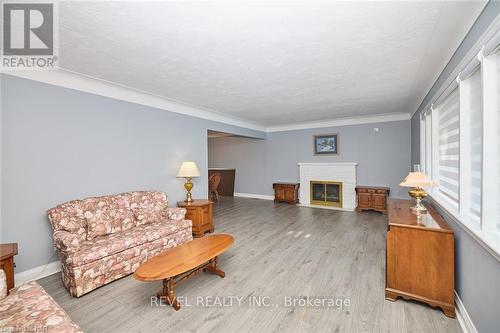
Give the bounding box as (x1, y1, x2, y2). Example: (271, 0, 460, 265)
(155, 256, 225, 311)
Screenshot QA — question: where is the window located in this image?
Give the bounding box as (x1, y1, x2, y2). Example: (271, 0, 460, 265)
(419, 43, 500, 256)
(481, 49, 500, 238)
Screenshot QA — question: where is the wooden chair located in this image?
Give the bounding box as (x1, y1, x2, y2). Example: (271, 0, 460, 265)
(209, 173, 222, 202)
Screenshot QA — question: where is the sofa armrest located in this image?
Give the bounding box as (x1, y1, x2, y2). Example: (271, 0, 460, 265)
(53, 230, 81, 252)
(0, 269, 7, 300)
(166, 207, 187, 221)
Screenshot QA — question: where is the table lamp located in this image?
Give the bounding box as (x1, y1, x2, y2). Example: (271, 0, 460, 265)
(399, 172, 434, 213)
(176, 161, 200, 203)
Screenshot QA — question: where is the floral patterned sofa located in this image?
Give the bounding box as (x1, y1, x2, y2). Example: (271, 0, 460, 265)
(0, 269, 83, 332)
(47, 191, 193, 297)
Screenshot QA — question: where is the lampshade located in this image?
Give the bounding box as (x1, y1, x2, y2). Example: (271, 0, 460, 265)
(176, 161, 200, 178)
(399, 172, 433, 188)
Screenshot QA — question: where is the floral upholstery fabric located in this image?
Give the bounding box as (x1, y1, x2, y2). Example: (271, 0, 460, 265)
(62, 228, 193, 297)
(53, 231, 82, 252)
(130, 191, 169, 226)
(47, 200, 88, 241)
(83, 196, 136, 239)
(0, 281, 82, 333)
(167, 207, 188, 221)
(47, 191, 171, 240)
(47, 191, 192, 297)
(0, 270, 6, 300)
(133, 206, 167, 226)
(58, 219, 192, 267)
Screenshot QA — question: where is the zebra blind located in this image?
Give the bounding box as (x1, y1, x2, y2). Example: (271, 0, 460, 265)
(496, 51, 500, 233)
(436, 89, 460, 206)
(467, 68, 483, 222)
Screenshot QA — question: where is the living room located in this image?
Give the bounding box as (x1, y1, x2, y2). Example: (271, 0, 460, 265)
(1, 1, 499, 332)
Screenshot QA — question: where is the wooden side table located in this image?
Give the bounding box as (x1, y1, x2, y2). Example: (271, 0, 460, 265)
(273, 182, 300, 204)
(355, 186, 390, 214)
(0, 243, 18, 294)
(177, 200, 214, 238)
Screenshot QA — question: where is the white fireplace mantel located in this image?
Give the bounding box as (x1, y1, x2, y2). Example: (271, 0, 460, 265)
(298, 162, 358, 211)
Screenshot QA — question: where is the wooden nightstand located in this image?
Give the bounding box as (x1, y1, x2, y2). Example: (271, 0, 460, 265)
(0, 243, 18, 294)
(178, 200, 214, 238)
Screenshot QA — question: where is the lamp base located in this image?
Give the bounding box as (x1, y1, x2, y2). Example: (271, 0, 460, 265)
(408, 188, 427, 213)
(184, 178, 194, 203)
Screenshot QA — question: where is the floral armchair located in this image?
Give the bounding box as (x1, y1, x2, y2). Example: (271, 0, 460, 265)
(0, 269, 83, 332)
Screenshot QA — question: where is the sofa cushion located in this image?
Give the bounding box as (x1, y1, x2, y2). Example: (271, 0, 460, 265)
(0, 281, 83, 333)
(83, 196, 136, 239)
(133, 206, 168, 226)
(47, 191, 169, 241)
(63, 219, 192, 267)
(129, 191, 169, 226)
(85, 215, 113, 239)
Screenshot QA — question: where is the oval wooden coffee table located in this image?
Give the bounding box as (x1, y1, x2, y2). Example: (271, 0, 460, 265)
(133, 233, 234, 310)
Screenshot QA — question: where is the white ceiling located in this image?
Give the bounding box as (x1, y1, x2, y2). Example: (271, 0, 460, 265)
(58, 1, 487, 127)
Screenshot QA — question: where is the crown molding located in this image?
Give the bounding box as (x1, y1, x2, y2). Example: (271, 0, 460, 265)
(2, 69, 411, 133)
(266, 113, 411, 132)
(2, 69, 267, 132)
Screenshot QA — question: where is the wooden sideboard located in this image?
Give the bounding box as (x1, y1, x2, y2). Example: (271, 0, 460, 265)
(356, 186, 390, 214)
(273, 183, 300, 204)
(208, 169, 235, 196)
(178, 200, 214, 238)
(386, 199, 455, 317)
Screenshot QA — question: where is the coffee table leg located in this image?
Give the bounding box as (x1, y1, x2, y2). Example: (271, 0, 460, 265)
(167, 278, 181, 311)
(156, 279, 168, 304)
(205, 257, 225, 278)
(157, 278, 180, 310)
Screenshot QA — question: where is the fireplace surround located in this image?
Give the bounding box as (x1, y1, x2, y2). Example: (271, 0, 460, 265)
(298, 163, 357, 211)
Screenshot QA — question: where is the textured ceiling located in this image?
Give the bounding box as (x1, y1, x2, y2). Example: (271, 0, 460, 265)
(58, 1, 486, 126)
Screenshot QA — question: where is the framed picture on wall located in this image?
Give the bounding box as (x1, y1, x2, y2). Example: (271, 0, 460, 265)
(314, 134, 338, 155)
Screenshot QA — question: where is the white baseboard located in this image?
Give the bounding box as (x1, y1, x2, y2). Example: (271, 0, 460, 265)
(234, 192, 274, 200)
(14, 261, 61, 286)
(455, 291, 477, 333)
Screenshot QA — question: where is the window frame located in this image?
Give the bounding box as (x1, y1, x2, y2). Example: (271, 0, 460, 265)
(419, 49, 500, 259)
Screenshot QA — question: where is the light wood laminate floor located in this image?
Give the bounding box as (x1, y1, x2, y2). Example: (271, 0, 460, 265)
(39, 196, 461, 333)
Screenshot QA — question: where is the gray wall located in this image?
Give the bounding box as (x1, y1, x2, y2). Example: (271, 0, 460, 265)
(410, 2, 500, 333)
(209, 120, 411, 199)
(0, 74, 265, 272)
